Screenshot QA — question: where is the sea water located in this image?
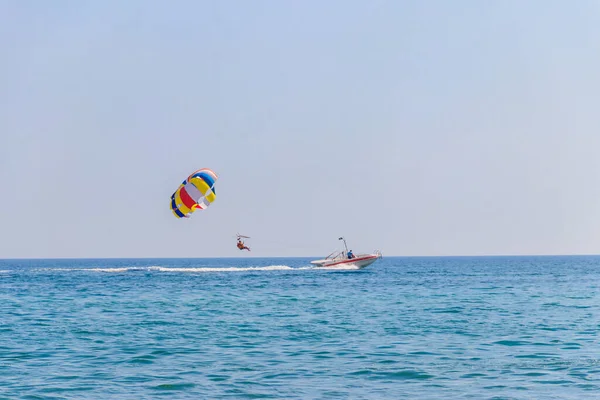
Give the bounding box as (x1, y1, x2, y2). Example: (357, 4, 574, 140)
(1, 256, 599, 399)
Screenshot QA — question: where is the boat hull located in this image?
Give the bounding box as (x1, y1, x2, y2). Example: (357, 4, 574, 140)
(311, 254, 380, 269)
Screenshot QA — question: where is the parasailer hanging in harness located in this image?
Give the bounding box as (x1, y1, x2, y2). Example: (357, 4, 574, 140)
(237, 238, 251, 251)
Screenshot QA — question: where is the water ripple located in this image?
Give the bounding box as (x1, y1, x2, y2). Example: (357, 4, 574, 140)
(1, 256, 600, 399)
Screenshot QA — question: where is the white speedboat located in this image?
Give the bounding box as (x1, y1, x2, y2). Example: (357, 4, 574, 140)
(310, 237, 382, 269)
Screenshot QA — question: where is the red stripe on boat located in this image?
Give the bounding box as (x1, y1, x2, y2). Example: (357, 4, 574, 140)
(325, 255, 377, 267)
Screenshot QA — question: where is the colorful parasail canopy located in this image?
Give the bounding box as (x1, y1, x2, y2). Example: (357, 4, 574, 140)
(170, 168, 218, 219)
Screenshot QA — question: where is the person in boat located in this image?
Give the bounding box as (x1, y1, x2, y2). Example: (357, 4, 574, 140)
(237, 238, 251, 251)
(347, 250, 355, 259)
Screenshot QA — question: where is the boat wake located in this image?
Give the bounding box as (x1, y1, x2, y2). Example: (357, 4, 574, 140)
(148, 265, 296, 273)
(30, 265, 300, 274)
(11, 264, 366, 274)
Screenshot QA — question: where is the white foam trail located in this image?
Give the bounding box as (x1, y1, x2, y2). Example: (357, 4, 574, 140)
(33, 265, 296, 273)
(87, 267, 150, 273)
(150, 265, 294, 273)
(0, 270, 10, 274)
(30, 264, 363, 273)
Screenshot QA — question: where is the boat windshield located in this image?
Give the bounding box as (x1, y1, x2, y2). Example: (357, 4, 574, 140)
(326, 250, 346, 260)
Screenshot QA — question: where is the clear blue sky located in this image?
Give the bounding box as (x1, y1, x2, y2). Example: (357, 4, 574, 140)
(2, 1, 600, 258)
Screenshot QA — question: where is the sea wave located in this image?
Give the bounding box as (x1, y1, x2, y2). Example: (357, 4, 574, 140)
(34, 267, 152, 273)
